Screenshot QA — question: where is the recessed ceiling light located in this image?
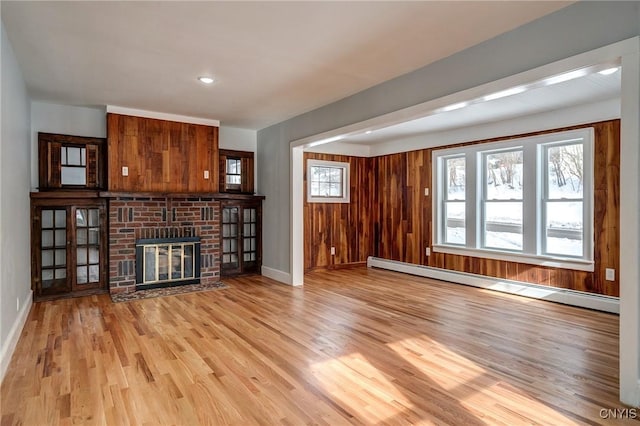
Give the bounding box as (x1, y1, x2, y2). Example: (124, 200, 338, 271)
(198, 76, 215, 84)
(365, 130, 373, 134)
(483, 86, 527, 102)
(543, 69, 588, 86)
(598, 67, 620, 76)
(307, 135, 345, 148)
(440, 101, 469, 112)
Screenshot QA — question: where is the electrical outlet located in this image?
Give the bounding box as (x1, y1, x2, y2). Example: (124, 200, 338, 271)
(605, 268, 615, 281)
(425, 247, 430, 256)
(330, 247, 336, 255)
(424, 188, 429, 196)
(122, 166, 129, 176)
(204, 170, 210, 179)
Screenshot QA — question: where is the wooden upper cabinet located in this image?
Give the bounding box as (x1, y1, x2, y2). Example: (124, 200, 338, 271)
(38, 133, 106, 190)
(219, 149, 254, 194)
(107, 113, 219, 192)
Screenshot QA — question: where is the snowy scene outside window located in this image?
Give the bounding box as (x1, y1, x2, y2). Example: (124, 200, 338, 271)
(544, 143, 584, 257)
(444, 156, 465, 244)
(307, 160, 350, 203)
(483, 150, 523, 251)
(432, 127, 593, 270)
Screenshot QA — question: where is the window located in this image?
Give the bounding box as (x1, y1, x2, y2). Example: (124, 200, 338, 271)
(482, 149, 523, 251)
(61, 146, 87, 185)
(543, 142, 585, 257)
(38, 132, 105, 190)
(219, 149, 254, 193)
(226, 158, 242, 190)
(307, 159, 350, 203)
(444, 156, 466, 244)
(433, 128, 594, 271)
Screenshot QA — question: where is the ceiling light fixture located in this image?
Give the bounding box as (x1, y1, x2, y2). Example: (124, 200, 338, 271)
(307, 135, 345, 148)
(198, 76, 215, 84)
(598, 67, 620, 76)
(543, 69, 588, 86)
(439, 101, 469, 112)
(483, 86, 527, 102)
(365, 130, 373, 134)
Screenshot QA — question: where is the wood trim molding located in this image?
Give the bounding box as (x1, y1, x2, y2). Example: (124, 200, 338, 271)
(105, 105, 220, 127)
(98, 191, 265, 201)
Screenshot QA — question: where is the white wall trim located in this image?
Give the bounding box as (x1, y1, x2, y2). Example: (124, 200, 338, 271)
(367, 257, 619, 314)
(261, 266, 293, 286)
(306, 142, 371, 157)
(619, 37, 640, 408)
(0, 290, 32, 383)
(290, 146, 304, 286)
(106, 105, 220, 127)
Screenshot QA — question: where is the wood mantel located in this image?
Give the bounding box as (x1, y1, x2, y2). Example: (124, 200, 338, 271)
(99, 191, 265, 201)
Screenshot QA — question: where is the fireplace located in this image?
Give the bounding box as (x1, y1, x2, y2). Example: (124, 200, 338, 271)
(135, 237, 201, 290)
(107, 195, 220, 295)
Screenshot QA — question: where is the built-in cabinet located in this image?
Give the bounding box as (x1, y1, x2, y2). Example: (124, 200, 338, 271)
(220, 197, 263, 276)
(38, 132, 106, 190)
(32, 117, 263, 300)
(219, 149, 254, 194)
(32, 132, 109, 300)
(31, 195, 108, 300)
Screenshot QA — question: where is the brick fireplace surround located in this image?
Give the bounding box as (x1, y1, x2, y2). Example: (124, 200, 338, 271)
(107, 195, 221, 295)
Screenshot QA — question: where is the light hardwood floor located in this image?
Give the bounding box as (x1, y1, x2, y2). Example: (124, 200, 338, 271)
(1, 268, 636, 425)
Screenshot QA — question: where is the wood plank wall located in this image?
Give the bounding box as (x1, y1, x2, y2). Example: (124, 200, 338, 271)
(304, 120, 620, 296)
(304, 154, 376, 271)
(107, 114, 219, 192)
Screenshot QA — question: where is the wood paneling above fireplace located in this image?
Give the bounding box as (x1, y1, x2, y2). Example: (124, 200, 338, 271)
(107, 113, 219, 193)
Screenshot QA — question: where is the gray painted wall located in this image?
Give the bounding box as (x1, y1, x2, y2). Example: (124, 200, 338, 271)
(257, 1, 640, 274)
(219, 126, 258, 191)
(1, 23, 32, 369)
(219, 126, 257, 152)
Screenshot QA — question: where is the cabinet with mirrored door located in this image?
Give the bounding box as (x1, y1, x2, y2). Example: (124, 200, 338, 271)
(31, 196, 107, 300)
(220, 198, 262, 276)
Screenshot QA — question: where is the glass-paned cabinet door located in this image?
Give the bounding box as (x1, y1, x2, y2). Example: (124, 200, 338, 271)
(222, 207, 240, 270)
(75, 207, 101, 287)
(40, 208, 70, 294)
(32, 200, 106, 299)
(243, 208, 257, 262)
(219, 200, 262, 277)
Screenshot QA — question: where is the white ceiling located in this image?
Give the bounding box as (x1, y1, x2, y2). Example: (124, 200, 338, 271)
(1, 1, 572, 130)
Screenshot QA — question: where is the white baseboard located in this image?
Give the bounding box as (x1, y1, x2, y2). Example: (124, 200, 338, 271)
(0, 290, 33, 383)
(367, 257, 619, 314)
(620, 380, 640, 408)
(261, 266, 294, 286)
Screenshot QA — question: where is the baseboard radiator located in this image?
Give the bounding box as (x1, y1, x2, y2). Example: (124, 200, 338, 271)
(367, 256, 619, 314)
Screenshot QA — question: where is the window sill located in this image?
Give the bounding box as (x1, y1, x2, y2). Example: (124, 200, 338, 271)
(432, 244, 594, 272)
(307, 197, 350, 204)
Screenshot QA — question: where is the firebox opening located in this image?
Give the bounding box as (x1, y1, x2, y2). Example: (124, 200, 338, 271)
(135, 237, 201, 290)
